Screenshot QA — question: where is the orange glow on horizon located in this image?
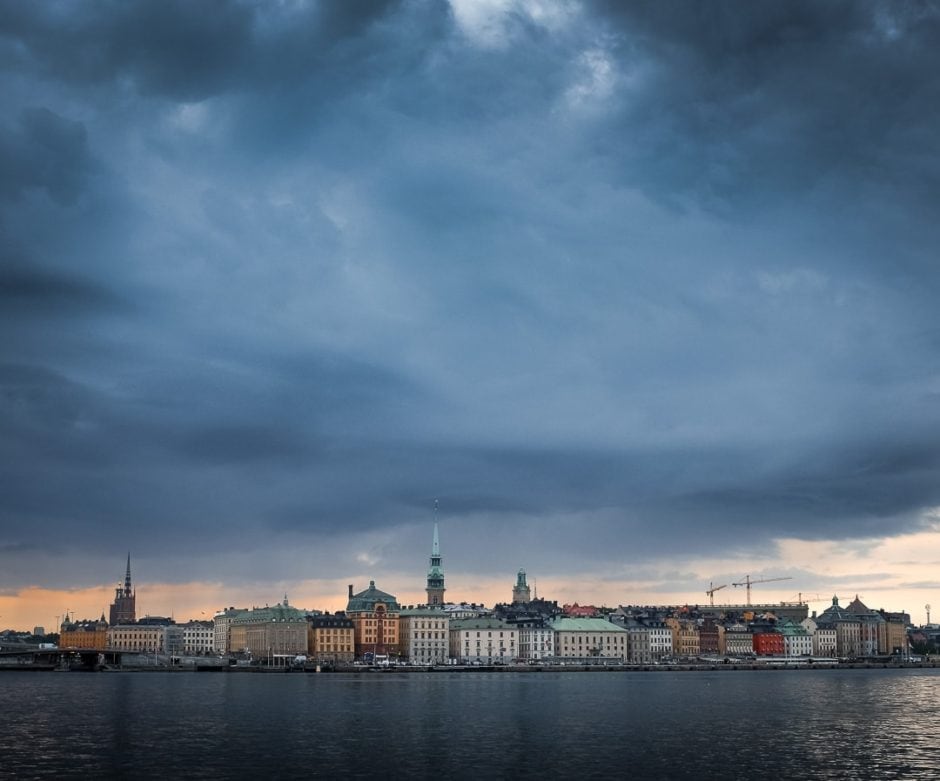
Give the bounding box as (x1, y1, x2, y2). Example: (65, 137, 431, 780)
(4, 526, 940, 631)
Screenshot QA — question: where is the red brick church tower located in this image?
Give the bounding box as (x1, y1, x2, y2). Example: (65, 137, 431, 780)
(109, 553, 136, 625)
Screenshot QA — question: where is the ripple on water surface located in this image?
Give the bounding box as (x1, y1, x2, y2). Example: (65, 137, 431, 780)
(1, 669, 939, 779)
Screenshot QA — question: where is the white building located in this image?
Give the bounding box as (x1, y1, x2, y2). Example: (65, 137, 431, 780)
(181, 620, 215, 655)
(802, 618, 837, 657)
(108, 624, 184, 656)
(551, 618, 627, 661)
(514, 620, 554, 661)
(645, 620, 674, 660)
(399, 608, 450, 664)
(213, 607, 248, 655)
(450, 617, 517, 664)
(782, 627, 813, 657)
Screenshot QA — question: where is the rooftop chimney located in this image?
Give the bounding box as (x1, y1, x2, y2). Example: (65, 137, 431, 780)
(348, 584, 354, 599)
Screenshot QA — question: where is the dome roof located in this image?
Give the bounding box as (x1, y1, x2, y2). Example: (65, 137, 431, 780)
(346, 580, 400, 613)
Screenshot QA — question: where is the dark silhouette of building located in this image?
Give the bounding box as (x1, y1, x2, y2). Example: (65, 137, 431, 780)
(109, 554, 136, 625)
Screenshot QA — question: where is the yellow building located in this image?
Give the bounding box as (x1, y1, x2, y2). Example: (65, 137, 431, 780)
(309, 615, 355, 664)
(228, 599, 312, 665)
(346, 581, 400, 661)
(666, 617, 700, 658)
(60, 615, 108, 649)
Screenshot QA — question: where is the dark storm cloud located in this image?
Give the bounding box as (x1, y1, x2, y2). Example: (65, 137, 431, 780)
(0, 107, 94, 205)
(0, 0, 405, 100)
(0, 264, 122, 314)
(1, 1, 940, 592)
(591, 1, 940, 217)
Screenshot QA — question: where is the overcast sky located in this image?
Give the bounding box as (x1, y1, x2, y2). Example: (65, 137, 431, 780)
(3, 1, 940, 628)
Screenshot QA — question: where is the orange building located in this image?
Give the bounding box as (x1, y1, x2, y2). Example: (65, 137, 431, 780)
(346, 581, 400, 661)
(60, 615, 108, 649)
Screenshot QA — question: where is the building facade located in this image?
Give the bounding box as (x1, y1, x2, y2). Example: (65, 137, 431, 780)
(108, 624, 183, 656)
(309, 615, 355, 664)
(213, 607, 248, 655)
(346, 581, 401, 660)
(450, 617, 517, 663)
(724, 625, 753, 656)
(181, 620, 215, 655)
(399, 608, 449, 664)
(60, 615, 108, 649)
(667, 618, 700, 658)
(551, 618, 627, 661)
(228, 599, 312, 664)
(513, 618, 554, 661)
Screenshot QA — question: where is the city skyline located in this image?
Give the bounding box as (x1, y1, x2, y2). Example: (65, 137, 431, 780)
(3, 3, 940, 630)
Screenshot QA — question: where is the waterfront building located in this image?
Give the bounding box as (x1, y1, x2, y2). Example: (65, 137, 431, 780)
(109, 554, 136, 626)
(450, 617, 517, 663)
(845, 595, 884, 656)
(644, 618, 674, 660)
(425, 524, 446, 606)
(879, 611, 910, 656)
(346, 581, 401, 660)
(666, 618, 700, 658)
(752, 630, 784, 656)
(616, 617, 651, 663)
(399, 607, 449, 664)
(60, 615, 108, 649)
(308, 615, 355, 664)
(181, 620, 214, 655)
(228, 598, 312, 664)
(108, 623, 183, 656)
(815, 596, 862, 657)
(778, 619, 813, 657)
(699, 619, 720, 655)
(801, 617, 838, 657)
(551, 617, 627, 661)
(512, 569, 531, 604)
(511, 616, 554, 661)
(723, 624, 753, 657)
(213, 607, 248, 654)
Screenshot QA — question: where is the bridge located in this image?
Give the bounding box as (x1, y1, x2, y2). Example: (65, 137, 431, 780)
(0, 646, 124, 670)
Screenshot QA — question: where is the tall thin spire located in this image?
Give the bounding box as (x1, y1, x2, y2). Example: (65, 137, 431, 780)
(124, 552, 132, 596)
(426, 510, 445, 607)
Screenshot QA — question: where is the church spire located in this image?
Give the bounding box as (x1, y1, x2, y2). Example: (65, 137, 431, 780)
(124, 552, 133, 597)
(426, 519, 445, 607)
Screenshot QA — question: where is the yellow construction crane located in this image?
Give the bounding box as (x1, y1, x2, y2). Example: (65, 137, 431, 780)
(732, 575, 793, 606)
(705, 582, 728, 607)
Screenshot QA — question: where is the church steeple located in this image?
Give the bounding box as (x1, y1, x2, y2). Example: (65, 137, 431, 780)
(124, 552, 133, 597)
(426, 522, 445, 606)
(110, 553, 137, 626)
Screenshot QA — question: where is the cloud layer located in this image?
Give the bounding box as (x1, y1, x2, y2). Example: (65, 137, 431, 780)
(1, 1, 939, 605)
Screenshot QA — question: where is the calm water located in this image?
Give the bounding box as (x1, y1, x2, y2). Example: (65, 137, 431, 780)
(1, 669, 939, 779)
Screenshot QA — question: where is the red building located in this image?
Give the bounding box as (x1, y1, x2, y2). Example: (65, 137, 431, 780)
(752, 631, 784, 656)
(562, 603, 599, 618)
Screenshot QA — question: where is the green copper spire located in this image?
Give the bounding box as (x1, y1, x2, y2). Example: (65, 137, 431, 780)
(426, 521, 445, 606)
